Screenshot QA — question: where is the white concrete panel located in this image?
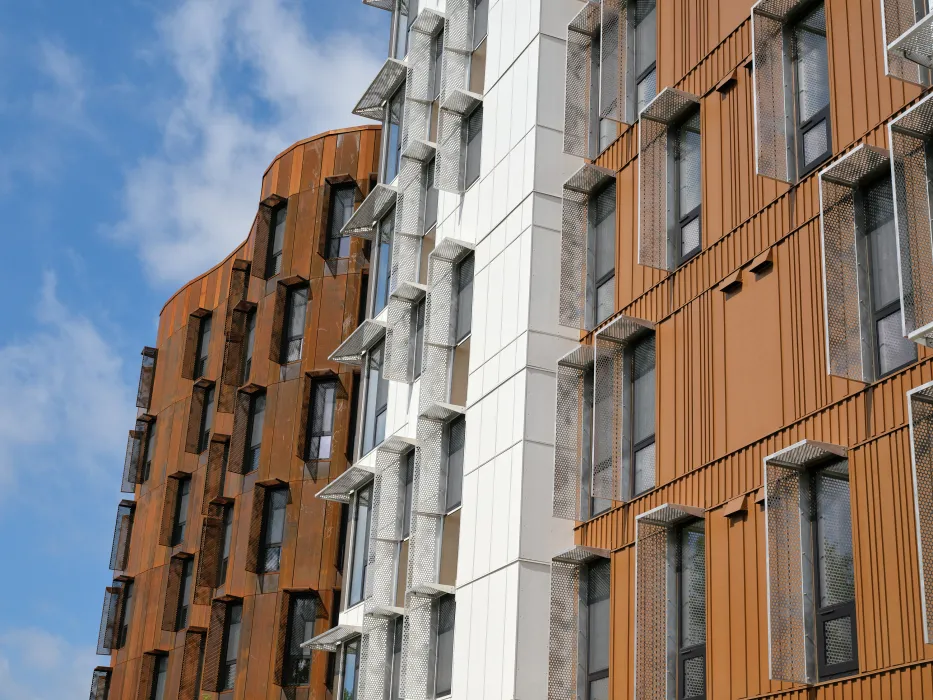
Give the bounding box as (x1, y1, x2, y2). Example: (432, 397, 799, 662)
(510, 49, 529, 150)
(487, 0, 502, 87)
(482, 567, 508, 698)
(493, 71, 510, 166)
(500, 238, 521, 347)
(477, 391, 496, 466)
(500, 0, 516, 78)
(527, 329, 580, 373)
(528, 224, 563, 333)
(501, 564, 520, 698)
(471, 462, 494, 577)
(457, 467, 478, 584)
(540, 0, 582, 39)
(507, 136, 527, 216)
(477, 173, 493, 241)
(507, 443, 523, 562)
(484, 253, 503, 354)
(451, 581, 471, 696)
(533, 125, 571, 197)
(488, 213, 505, 264)
(463, 402, 480, 476)
(489, 451, 513, 572)
(512, 369, 527, 450)
(482, 353, 500, 399)
(495, 378, 516, 455)
(517, 227, 532, 333)
(514, 561, 558, 699)
(525, 38, 541, 136)
(466, 574, 490, 698)
(524, 366, 558, 445)
(538, 35, 569, 131)
(498, 336, 517, 383)
(471, 263, 488, 367)
(532, 190, 562, 232)
(520, 439, 574, 562)
(490, 155, 508, 232)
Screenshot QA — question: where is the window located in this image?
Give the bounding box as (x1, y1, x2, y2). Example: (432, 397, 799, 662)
(434, 595, 456, 697)
(362, 342, 388, 455)
(326, 186, 355, 259)
(861, 177, 916, 376)
(455, 254, 474, 342)
(394, 0, 410, 58)
(282, 285, 309, 363)
(424, 159, 438, 233)
(260, 488, 288, 573)
(341, 637, 361, 700)
(445, 416, 465, 512)
(673, 110, 702, 264)
(142, 420, 157, 482)
(242, 309, 256, 385)
(430, 32, 444, 141)
(630, 334, 656, 496)
(282, 594, 317, 686)
(245, 393, 266, 473)
(221, 603, 242, 691)
(375, 209, 395, 316)
(172, 478, 191, 546)
(267, 204, 287, 277)
(348, 484, 373, 607)
(150, 655, 168, 700)
(633, 0, 657, 116)
(590, 32, 616, 156)
(465, 106, 483, 188)
(220, 505, 233, 584)
(176, 558, 194, 630)
(195, 314, 212, 379)
(584, 560, 610, 700)
(590, 182, 616, 326)
(390, 618, 404, 700)
(588, 368, 612, 518)
(118, 581, 134, 648)
(402, 451, 414, 539)
(198, 385, 215, 453)
(792, 2, 831, 177)
(470, 0, 488, 94)
(385, 87, 405, 183)
(675, 521, 706, 700)
(412, 298, 426, 378)
(307, 380, 338, 461)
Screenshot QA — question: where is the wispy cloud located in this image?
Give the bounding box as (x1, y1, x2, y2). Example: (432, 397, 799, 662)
(114, 0, 385, 286)
(0, 627, 97, 700)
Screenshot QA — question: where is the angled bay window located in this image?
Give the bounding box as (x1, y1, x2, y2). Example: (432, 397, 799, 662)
(559, 164, 617, 329)
(278, 283, 309, 364)
(179, 628, 207, 700)
(201, 435, 228, 514)
(413, 297, 426, 378)
(424, 158, 438, 232)
(326, 185, 357, 259)
(564, 1, 613, 158)
(258, 486, 288, 574)
(455, 253, 474, 342)
(199, 384, 215, 453)
(119, 581, 134, 648)
(266, 203, 288, 277)
(148, 654, 169, 700)
(136, 346, 158, 411)
(279, 592, 319, 686)
(429, 31, 444, 141)
(596, 0, 657, 127)
(90, 667, 112, 700)
(228, 387, 265, 475)
(195, 314, 212, 379)
(250, 193, 286, 281)
(386, 87, 406, 183)
(880, 0, 933, 84)
(638, 89, 702, 271)
(464, 104, 483, 188)
(819, 145, 915, 382)
(109, 500, 136, 572)
(634, 504, 706, 700)
(552, 345, 596, 521)
(142, 418, 157, 482)
(121, 418, 149, 492)
(546, 546, 610, 700)
(184, 380, 215, 455)
(181, 309, 211, 380)
(242, 308, 256, 384)
(220, 504, 233, 584)
(304, 378, 338, 462)
(385, 281, 429, 383)
(764, 440, 857, 683)
(752, 0, 832, 183)
(97, 580, 128, 655)
(171, 477, 192, 546)
(341, 636, 362, 699)
(436, 90, 483, 193)
(222, 604, 242, 690)
(433, 594, 456, 697)
(445, 415, 465, 511)
(162, 554, 195, 632)
(908, 381, 933, 643)
(196, 509, 225, 596)
(202, 598, 243, 692)
(158, 474, 189, 547)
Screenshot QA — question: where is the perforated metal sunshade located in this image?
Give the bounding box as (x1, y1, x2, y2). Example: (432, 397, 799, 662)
(353, 58, 408, 121)
(328, 318, 387, 366)
(908, 381, 933, 643)
(301, 624, 362, 652)
(882, 0, 933, 82)
(553, 344, 595, 520)
(564, 1, 601, 157)
(341, 183, 398, 239)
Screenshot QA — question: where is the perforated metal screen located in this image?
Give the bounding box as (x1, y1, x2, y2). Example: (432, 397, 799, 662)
(136, 347, 157, 410)
(401, 593, 437, 700)
(564, 2, 600, 157)
(354, 58, 408, 121)
(329, 319, 387, 366)
(89, 668, 111, 700)
(910, 382, 933, 644)
(752, 2, 794, 182)
(435, 88, 481, 194)
(890, 95, 933, 347)
(96, 583, 124, 655)
(109, 501, 135, 572)
(120, 424, 145, 493)
(882, 0, 933, 82)
(553, 345, 595, 520)
(360, 615, 393, 700)
(600, 0, 629, 123)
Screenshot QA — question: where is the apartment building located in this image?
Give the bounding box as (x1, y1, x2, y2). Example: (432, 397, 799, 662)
(547, 0, 933, 699)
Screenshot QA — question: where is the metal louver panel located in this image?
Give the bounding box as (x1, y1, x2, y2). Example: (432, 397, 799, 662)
(441, 0, 473, 100)
(883, 0, 933, 82)
(909, 381, 933, 644)
(219, 306, 249, 414)
(560, 164, 617, 328)
(397, 155, 429, 243)
(202, 435, 229, 514)
(342, 183, 399, 239)
(196, 515, 224, 599)
(564, 1, 601, 157)
(178, 628, 207, 700)
(136, 653, 158, 700)
(403, 10, 444, 154)
(109, 501, 136, 572)
(136, 347, 158, 410)
(384, 292, 423, 383)
(162, 555, 185, 632)
(185, 383, 210, 454)
(763, 439, 846, 683)
(553, 345, 595, 520)
(89, 667, 112, 700)
(329, 318, 387, 366)
(120, 424, 145, 493)
(592, 315, 654, 501)
(268, 281, 288, 364)
(181, 311, 206, 380)
(96, 583, 124, 655)
(401, 593, 439, 700)
(354, 58, 408, 120)
(277, 592, 322, 686)
(638, 88, 701, 271)
(203, 597, 239, 693)
(407, 511, 449, 596)
(818, 145, 890, 382)
(890, 94, 933, 347)
(633, 504, 704, 700)
(546, 546, 610, 700)
(359, 615, 393, 700)
(600, 0, 628, 123)
(159, 477, 181, 547)
(245, 483, 274, 574)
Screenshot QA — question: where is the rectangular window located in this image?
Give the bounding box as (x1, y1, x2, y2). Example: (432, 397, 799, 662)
(861, 177, 916, 376)
(341, 637, 361, 700)
(246, 393, 266, 473)
(362, 342, 388, 455)
(465, 106, 483, 188)
(172, 478, 191, 546)
(455, 254, 474, 342)
(402, 451, 414, 540)
(590, 183, 616, 326)
(348, 484, 373, 607)
(282, 285, 309, 363)
(267, 205, 288, 277)
(260, 488, 288, 573)
(673, 110, 702, 264)
(412, 298, 426, 379)
(326, 186, 355, 259)
(143, 420, 157, 482)
(307, 380, 338, 461)
(118, 581, 134, 648)
(424, 159, 438, 233)
(433, 595, 456, 697)
(445, 416, 465, 512)
(394, 2, 410, 58)
(375, 209, 395, 316)
(199, 385, 215, 453)
(176, 558, 194, 630)
(634, 0, 658, 116)
(676, 522, 706, 700)
(792, 2, 832, 177)
(470, 0, 489, 94)
(587, 368, 612, 518)
(220, 504, 233, 584)
(385, 88, 405, 183)
(585, 559, 610, 700)
(195, 315, 212, 379)
(150, 655, 168, 700)
(283, 594, 317, 686)
(430, 32, 444, 141)
(221, 603, 242, 691)
(242, 309, 256, 385)
(590, 33, 615, 155)
(631, 334, 656, 496)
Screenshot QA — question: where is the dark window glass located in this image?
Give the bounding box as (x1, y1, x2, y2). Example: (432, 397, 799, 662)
(283, 286, 309, 363)
(445, 416, 465, 511)
(385, 88, 405, 183)
(199, 385, 215, 453)
(674, 110, 701, 264)
(172, 478, 191, 546)
(341, 637, 361, 700)
(375, 209, 395, 316)
(586, 559, 610, 700)
(246, 393, 266, 473)
(591, 182, 616, 325)
(221, 603, 242, 691)
(326, 186, 355, 259)
(283, 594, 318, 686)
(118, 581, 134, 648)
(143, 420, 157, 482)
(434, 595, 456, 697)
(793, 2, 832, 176)
(176, 558, 194, 630)
(394, 3, 409, 58)
(465, 106, 483, 188)
(242, 309, 256, 385)
(402, 451, 414, 539)
(455, 254, 474, 342)
(349, 484, 373, 607)
(631, 334, 656, 495)
(634, 0, 657, 116)
(473, 0, 488, 47)
(307, 380, 337, 461)
(150, 655, 168, 700)
(363, 342, 389, 455)
(220, 504, 233, 584)
(677, 522, 706, 700)
(261, 488, 288, 573)
(432, 32, 444, 101)
(424, 159, 438, 232)
(195, 315, 212, 379)
(412, 298, 426, 378)
(391, 617, 404, 700)
(268, 205, 288, 277)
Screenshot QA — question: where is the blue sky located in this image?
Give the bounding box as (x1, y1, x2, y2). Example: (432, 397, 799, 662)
(0, 1, 386, 696)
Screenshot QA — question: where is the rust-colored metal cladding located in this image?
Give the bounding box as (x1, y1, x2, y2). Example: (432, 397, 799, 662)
(94, 125, 380, 700)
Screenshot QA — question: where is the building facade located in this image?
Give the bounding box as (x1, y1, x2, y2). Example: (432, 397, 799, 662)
(92, 125, 382, 700)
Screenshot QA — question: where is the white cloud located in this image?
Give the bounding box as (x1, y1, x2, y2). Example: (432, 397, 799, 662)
(0, 628, 96, 700)
(114, 0, 385, 285)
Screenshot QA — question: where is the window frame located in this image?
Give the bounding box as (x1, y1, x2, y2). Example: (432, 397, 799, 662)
(384, 85, 406, 184)
(455, 253, 474, 344)
(444, 415, 466, 512)
(142, 419, 157, 482)
(325, 185, 356, 260)
(282, 592, 318, 687)
(362, 341, 389, 456)
(347, 483, 374, 608)
(220, 602, 242, 691)
(172, 477, 192, 547)
(306, 379, 338, 462)
(259, 487, 288, 574)
(582, 559, 610, 700)
(788, 0, 833, 178)
(220, 504, 233, 585)
(374, 208, 396, 317)
(412, 297, 426, 379)
(118, 580, 134, 648)
(631, 0, 658, 118)
(464, 105, 483, 189)
(245, 392, 266, 474)
(282, 284, 309, 364)
(266, 203, 288, 278)
(198, 384, 216, 454)
(176, 557, 194, 631)
(194, 314, 212, 379)
(150, 654, 168, 700)
(424, 157, 438, 233)
(433, 593, 456, 698)
(589, 181, 617, 327)
(340, 636, 362, 700)
(673, 520, 706, 700)
(670, 108, 702, 267)
(242, 308, 256, 385)
(628, 333, 656, 498)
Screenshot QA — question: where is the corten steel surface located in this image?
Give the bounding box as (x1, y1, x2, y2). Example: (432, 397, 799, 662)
(95, 125, 380, 700)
